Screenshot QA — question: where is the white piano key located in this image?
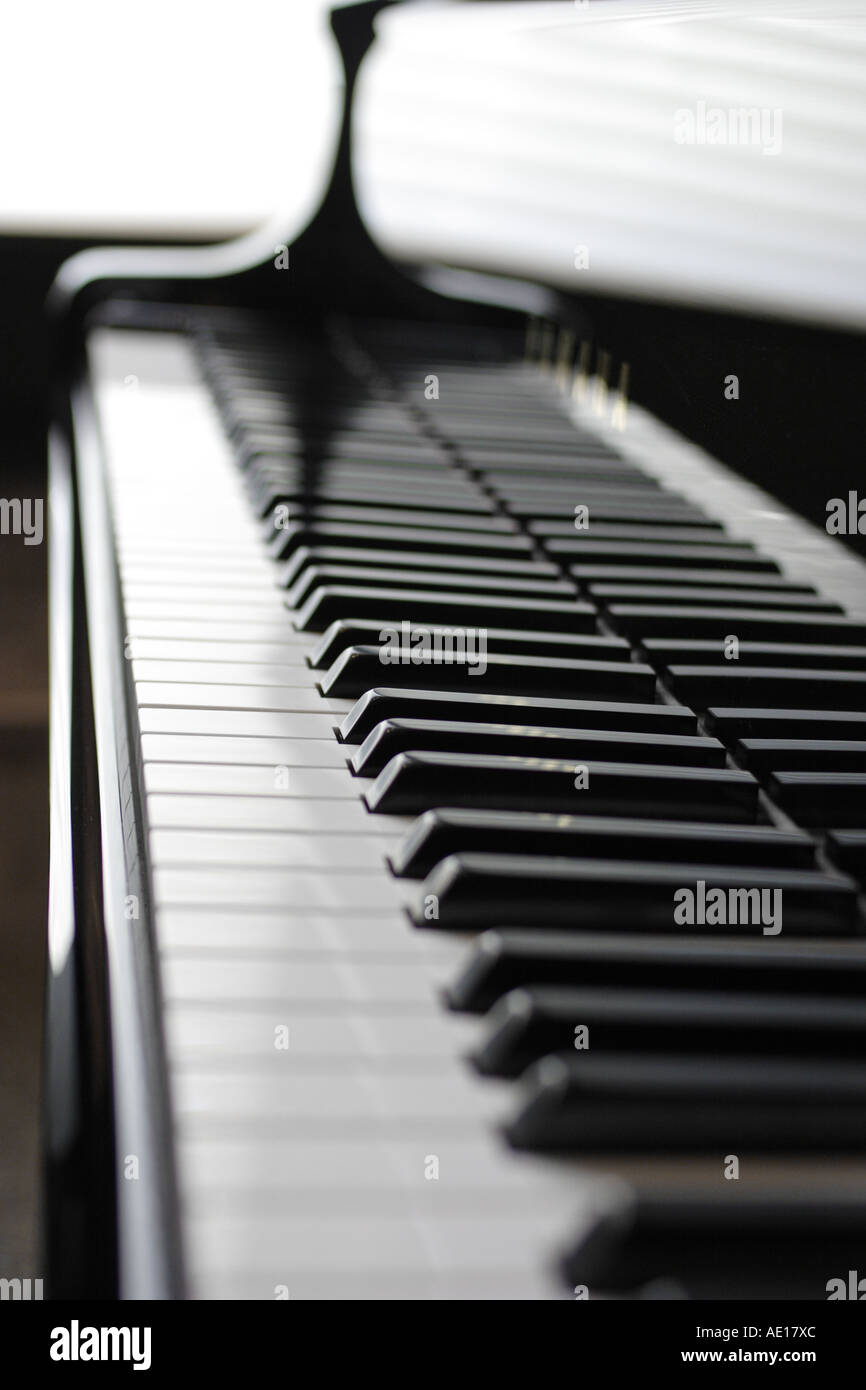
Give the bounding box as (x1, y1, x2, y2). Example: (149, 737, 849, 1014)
(131, 640, 313, 663)
(141, 734, 348, 768)
(143, 763, 355, 797)
(174, 1133, 580, 1198)
(139, 708, 339, 737)
(170, 1068, 508, 1128)
(127, 618, 307, 642)
(149, 830, 399, 870)
(164, 1007, 478, 1062)
(146, 794, 397, 833)
(134, 660, 325, 686)
(159, 956, 451, 1008)
(125, 600, 289, 622)
(136, 682, 345, 712)
(152, 866, 408, 910)
(155, 908, 464, 963)
(121, 573, 277, 594)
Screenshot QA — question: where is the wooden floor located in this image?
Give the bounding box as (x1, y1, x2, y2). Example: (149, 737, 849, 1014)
(0, 459, 47, 1280)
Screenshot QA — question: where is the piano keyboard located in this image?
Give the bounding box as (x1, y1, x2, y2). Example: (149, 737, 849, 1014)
(82, 311, 866, 1300)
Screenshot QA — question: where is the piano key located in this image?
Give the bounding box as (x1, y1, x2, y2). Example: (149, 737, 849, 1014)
(256, 504, 505, 534)
(666, 665, 866, 711)
(736, 739, 866, 775)
(287, 566, 575, 610)
(507, 1053, 866, 1152)
(561, 1191, 866, 1299)
(705, 706, 866, 742)
(152, 866, 403, 911)
(365, 753, 758, 822)
(129, 639, 311, 664)
(279, 544, 556, 589)
(149, 831, 399, 871)
(825, 830, 866, 882)
(448, 928, 866, 1014)
(133, 661, 317, 687)
(530, 513, 722, 534)
(160, 954, 461, 1018)
(596, 587, 841, 611)
(642, 639, 866, 669)
(541, 524, 732, 545)
(294, 584, 595, 635)
(308, 620, 628, 670)
(141, 734, 348, 769)
(254, 481, 494, 518)
(769, 772, 866, 828)
(146, 794, 396, 834)
(269, 521, 533, 563)
(608, 606, 866, 642)
(572, 566, 808, 589)
(320, 647, 657, 702)
(416, 853, 855, 934)
(351, 720, 725, 778)
(475, 984, 866, 1078)
(136, 683, 343, 714)
(393, 809, 815, 879)
(143, 764, 354, 798)
(339, 688, 697, 744)
(523, 501, 715, 525)
(548, 540, 775, 570)
(139, 708, 339, 738)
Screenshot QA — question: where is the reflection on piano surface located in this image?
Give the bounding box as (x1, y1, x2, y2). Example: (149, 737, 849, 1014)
(44, 0, 866, 1300)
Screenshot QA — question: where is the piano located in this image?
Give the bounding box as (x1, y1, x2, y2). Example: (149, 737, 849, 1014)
(43, 0, 866, 1301)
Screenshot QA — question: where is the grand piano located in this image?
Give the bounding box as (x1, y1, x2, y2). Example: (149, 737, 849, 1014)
(44, 0, 866, 1300)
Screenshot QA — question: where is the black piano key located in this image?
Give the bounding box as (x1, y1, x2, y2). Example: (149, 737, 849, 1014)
(825, 830, 866, 882)
(249, 477, 490, 518)
(572, 566, 811, 590)
(288, 567, 575, 611)
(447, 927, 862, 1014)
(531, 515, 724, 536)
(770, 771, 866, 828)
(643, 639, 866, 668)
(541, 525, 731, 545)
(394, 809, 815, 879)
(548, 541, 777, 570)
(280, 544, 557, 588)
(320, 647, 657, 702)
(290, 566, 572, 612)
(295, 586, 595, 635)
(609, 606, 866, 642)
(339, 689, 697, 744)
(667, 665, 866, 712)
(506, 1053, 866, 1152)
(737, 739, 866, 775)
(416, 853, 854, 934)
(705, 707, 866, 741)
(561, 1192, 866, 1299)
(365, 752, 758, 820)
(475, 984, 866, 1078)
(495, 476, 672, 498)
(597, 588, 841, 612)
(237, 430, 444, 466)
(351, 719, 725, 777)
(270, 522, 534, 563)
(308, 620, 628, 670)
(473, 453, 631, 473)
(250, 467, 483, 505)
(522, 502, 715, 526)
